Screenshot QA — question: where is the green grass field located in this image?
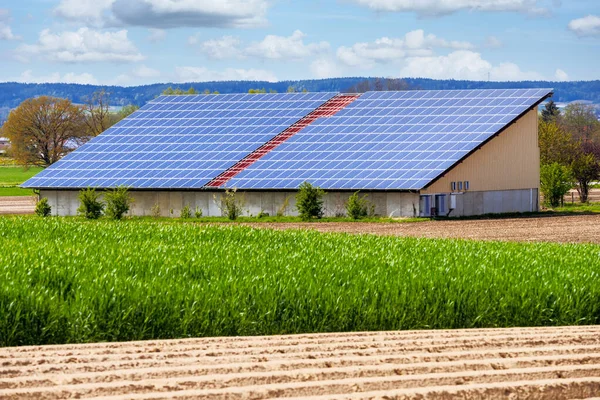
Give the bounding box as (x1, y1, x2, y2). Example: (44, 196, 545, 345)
(0, 165, 42, 196)
(1, 217, 599, 347)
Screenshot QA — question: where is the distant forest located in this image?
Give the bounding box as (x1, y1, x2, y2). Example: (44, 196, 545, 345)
(0, 77, 599, 118)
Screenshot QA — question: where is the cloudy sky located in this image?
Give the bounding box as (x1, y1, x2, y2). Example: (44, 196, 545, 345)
(0, 0, 598, 86)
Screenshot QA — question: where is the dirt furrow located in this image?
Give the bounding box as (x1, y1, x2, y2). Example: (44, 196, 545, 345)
(3, 331, 599, 362)
(3, 352, 600, 391)
(4, 325, 599, 355)
(4, 365, 599, 400)
(3, 345, 600, 380)
(2, 326, 599, 399)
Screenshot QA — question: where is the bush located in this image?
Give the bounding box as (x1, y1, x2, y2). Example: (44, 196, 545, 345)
(151, 203, 161, 218)
(345, 191, 370, 219)
(194, 206, 203, 218)
(77, 188, 104, 219)
(296, 181, 325, 221)
(180, 204, 192, 219)
(104, 187, 133, 220)
(35, 197, 52, 217)
(540, 163, 574, 207)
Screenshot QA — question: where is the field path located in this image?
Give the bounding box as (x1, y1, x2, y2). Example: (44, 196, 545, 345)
(245, 214, 600, 244)
(0, 196, 35, 215)
(2, 326, 600, 399)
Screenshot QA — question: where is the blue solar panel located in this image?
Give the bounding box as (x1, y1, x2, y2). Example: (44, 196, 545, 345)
(227, 88, 552, 190)
(23, 92, 337, 189)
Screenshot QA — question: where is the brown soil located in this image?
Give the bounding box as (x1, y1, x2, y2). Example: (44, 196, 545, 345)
(0, 196, 36, 215)
(1, 326, 600, 399)
(244, 214, 600, 244)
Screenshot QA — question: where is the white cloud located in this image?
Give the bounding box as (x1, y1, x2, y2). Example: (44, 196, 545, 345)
(200, 36, 242, 59)
(147, 28, 166, 43)
(133, 65, 161, 78)
(54, 0, 269, 29)
(109, 64, 161, 85)
(349, 0, 549, 16)
(174, 66, 277, 82)
(554, 68, 569, 81)
(568, 15, 600, 37)
(484, 36, 503, 48)
(17, 28, 145, 63)
(16, 70, 99, 85)
(187, 33, 201, 45)
(53, 0, 116, 27)
(245, 30, 330, 60)
(336, 30, 474, 68)
(399, 50, 544, 81)
(310, 58, 342, 79)
(0, 9, 19, 40)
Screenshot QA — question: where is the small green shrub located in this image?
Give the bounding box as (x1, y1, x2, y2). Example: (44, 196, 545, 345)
(257, 210, 269, 218)
(104, 186, 133, 220)
(180, 204, 192, 219)
(296, 181, 325, 221)
(35, 197, 52, 217)
(345, 191, 369, 219)
(194, 206, 203, 218)
(77, 188, 104, 219)
(151, 203, 161, 218)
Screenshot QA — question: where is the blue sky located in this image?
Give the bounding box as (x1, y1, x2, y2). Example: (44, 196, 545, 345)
(0, 0, 598, 86)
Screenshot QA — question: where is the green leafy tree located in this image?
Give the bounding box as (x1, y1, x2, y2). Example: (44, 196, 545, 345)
(571, 153, 600, 203)
(541, 100, 560, 123)
(249, 88, 267, 94)
(104, 186, 133, 220)
(540, 163, 573, 207)
(77, 188, 104, 219)
(296, 182, 325, 221)
(561, 103, 600, 143)
(538, 120, 579, 166)
(163, 87, 198, 95)
(35, 197, 52, 217)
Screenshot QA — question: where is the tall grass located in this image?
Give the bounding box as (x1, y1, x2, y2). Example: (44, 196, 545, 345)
(1, 217, 599, 346)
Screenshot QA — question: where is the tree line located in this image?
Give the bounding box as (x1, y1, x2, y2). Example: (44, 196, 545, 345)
(539, 100, 600, 205)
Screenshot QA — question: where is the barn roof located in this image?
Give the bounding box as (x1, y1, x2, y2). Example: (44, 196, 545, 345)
(23, 88, 552, 191)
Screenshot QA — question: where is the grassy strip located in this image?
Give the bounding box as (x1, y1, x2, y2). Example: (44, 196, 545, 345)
(0, 166, 43, 186)
(1, 217, 599, 346)
(0, 187, 35, 196)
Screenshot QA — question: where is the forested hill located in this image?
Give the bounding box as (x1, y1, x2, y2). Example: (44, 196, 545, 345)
(0, 78, 599, 110)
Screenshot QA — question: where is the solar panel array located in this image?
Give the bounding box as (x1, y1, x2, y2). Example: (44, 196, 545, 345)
(226, 88, 552, 190)
(23, 92, 337, 189)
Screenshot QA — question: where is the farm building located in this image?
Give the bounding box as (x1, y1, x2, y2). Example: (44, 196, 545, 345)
(23, 88, 552, 218)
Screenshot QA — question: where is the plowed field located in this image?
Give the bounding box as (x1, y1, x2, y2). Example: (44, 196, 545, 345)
(2, 326, 600, 399)
(0, 196, 35, 215)
(246, 214, 600, 244)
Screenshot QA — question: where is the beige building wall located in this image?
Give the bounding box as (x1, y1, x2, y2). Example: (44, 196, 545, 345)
(421, 108, 540, 195)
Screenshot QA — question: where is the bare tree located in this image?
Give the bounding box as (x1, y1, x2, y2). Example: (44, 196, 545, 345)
(83, 89, 112, 138)
(3, 96, 86, 167)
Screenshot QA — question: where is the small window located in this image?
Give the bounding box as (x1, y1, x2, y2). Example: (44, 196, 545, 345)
(451, 182, 456, 191)
(458, 181, 463, 191)
(464, 181, 470, 190)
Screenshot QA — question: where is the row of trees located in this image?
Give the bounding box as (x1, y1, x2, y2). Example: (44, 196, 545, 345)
(0, 90, 138, 167)
(539, 100, 600, 205)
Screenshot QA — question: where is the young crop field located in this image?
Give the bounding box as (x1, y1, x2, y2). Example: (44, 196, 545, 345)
(0, 166, 42, 196)
(1, 217, 600, 347)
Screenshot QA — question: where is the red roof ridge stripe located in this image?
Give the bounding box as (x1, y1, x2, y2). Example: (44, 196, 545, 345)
(205, 94, 361, 188)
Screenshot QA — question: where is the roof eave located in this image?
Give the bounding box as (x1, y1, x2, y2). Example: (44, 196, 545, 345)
(421, 91, 553, 191)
